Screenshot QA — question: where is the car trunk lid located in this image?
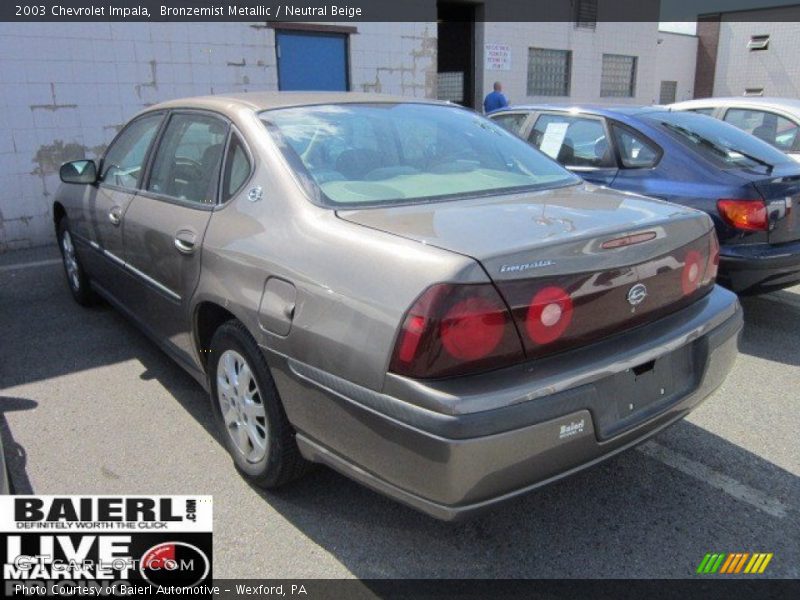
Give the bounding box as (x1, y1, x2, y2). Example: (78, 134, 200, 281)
(337, 184, 711, 279)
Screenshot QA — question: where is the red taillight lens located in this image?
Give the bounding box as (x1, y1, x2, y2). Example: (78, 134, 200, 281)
(390, 283, 524, 379)
(703, 232, 720, 285)
(525, 285, 574, 344)
(681, 249, 703, 295)
(717, 199, 768, 231)
(440, 296, 506, 360)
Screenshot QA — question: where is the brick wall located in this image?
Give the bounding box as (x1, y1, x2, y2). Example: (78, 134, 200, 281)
(694, 15, 720, 99)
(0, 22, 435, 251)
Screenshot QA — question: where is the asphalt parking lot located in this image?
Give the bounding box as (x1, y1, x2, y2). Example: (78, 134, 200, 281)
(1, 244, 798, 579)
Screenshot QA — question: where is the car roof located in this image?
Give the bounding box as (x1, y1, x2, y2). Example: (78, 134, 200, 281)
(670, 97, 800, 114)
(492, 104, 669, 119)
(149, 91, 449, 114)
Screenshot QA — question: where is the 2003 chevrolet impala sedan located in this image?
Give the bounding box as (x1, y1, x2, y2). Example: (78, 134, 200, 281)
(53, 93, 743, 519)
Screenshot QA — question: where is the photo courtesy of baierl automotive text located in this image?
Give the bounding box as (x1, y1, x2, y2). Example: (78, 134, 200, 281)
(0, 0, 798, 598)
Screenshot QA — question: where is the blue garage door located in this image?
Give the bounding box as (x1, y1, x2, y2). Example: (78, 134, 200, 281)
(276, 31, 348, 91)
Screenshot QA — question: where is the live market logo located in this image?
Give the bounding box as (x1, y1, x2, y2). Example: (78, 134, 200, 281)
(0, 496, 213, 596)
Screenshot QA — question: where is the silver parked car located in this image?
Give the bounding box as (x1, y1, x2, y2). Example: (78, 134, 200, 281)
(53, 93, 742, 520)
(670, 97, 800, 162)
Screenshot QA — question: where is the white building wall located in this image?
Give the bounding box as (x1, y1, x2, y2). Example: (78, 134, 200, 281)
(654, 32, 697, 102)
(477, 22, 661, 107)
(713, 20, 800, 98)
(0, 22, 435, 251)
(350, 22, 437, 97)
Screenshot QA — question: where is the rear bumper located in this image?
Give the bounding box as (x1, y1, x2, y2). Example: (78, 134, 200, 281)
(720, 239, 800, 293)
(267, 286, 742, 521)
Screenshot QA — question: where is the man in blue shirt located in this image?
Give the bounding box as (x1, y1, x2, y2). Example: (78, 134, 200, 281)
(483, 81, 509, 114)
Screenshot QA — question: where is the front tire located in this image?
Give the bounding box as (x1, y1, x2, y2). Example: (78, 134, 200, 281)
(57, 217, 95, 306)
(208, 320, 309, 488)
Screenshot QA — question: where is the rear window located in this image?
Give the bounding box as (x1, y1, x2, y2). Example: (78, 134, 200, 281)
(642, 111, 793, 172)
(261, 103, 579, 207)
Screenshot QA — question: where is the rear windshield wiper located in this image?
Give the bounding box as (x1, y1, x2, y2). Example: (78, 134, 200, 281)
(662, 122, 774, 174)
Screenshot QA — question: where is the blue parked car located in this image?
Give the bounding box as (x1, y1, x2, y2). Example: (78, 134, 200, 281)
(489, 105, 800, 294)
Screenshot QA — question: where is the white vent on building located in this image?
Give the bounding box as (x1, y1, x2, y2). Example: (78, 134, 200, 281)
(744, 87, 765, 96)
(747, 35, 770, 51)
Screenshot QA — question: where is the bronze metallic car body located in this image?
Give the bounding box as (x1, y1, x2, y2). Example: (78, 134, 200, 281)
(52, 93, 742, 519)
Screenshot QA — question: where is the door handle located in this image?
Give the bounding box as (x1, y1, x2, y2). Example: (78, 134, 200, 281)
(173, 230, 197, 255)
(108, 207, 122, 226)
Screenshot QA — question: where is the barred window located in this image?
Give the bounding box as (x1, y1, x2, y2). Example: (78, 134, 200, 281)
(659, 80, 677, 104)
(574, 0, 597, 30)
(527, 48, 571, 97)
(601, 54, 637, 98)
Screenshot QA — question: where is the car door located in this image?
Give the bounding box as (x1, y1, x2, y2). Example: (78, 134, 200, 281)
(122, 110, 229, 364)
(79, 112, 165, 296)
(527, 113, 619, 185)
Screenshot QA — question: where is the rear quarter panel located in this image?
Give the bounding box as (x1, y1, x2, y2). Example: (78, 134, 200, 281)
(193, 109, 486, 392)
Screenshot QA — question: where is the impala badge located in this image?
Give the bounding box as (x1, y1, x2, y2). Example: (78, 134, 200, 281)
(627, 283, 648, 306)
(247, 186, 263, 202)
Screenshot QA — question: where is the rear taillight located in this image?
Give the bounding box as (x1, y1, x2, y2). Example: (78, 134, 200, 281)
(525, 285, 574, 344)
(702, 232, 720, 286)
(683, 229, 719, 295)
(717, 199, 768, 231)
(681, 250, 703, 295)
(390, 283, 524, 379)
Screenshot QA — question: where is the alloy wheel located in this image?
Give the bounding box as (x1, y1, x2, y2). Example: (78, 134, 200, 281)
(216, 349, 268, 463)
(61, 230, 80, 291)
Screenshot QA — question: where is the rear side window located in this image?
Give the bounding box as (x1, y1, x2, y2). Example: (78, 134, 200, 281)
(529, 114, 615, 168)
(723, 108, 800, 152)
(611, 124, 660, 168)
(491, 113, 528, 135)
(222, 134, 252, 201)
(101, 113, 163, 190)
(147, 113, 228, 205)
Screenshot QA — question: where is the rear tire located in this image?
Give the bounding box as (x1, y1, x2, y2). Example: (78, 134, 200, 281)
(57, 217, 95, 306)
(208, 320, 310, 488)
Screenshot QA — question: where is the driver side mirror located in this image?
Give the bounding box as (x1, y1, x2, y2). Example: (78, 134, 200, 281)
(59, 159, 98, 184)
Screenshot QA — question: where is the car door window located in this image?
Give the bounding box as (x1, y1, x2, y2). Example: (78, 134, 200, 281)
(723, 108, 800, 152)
(491, 113, 528, 135)
(147, 113, 228, 205)
(101, 113, 163, 190)
(611, 124, 660, 168)
(529, 114, 615, 168)
(221, 133, 252, 201)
